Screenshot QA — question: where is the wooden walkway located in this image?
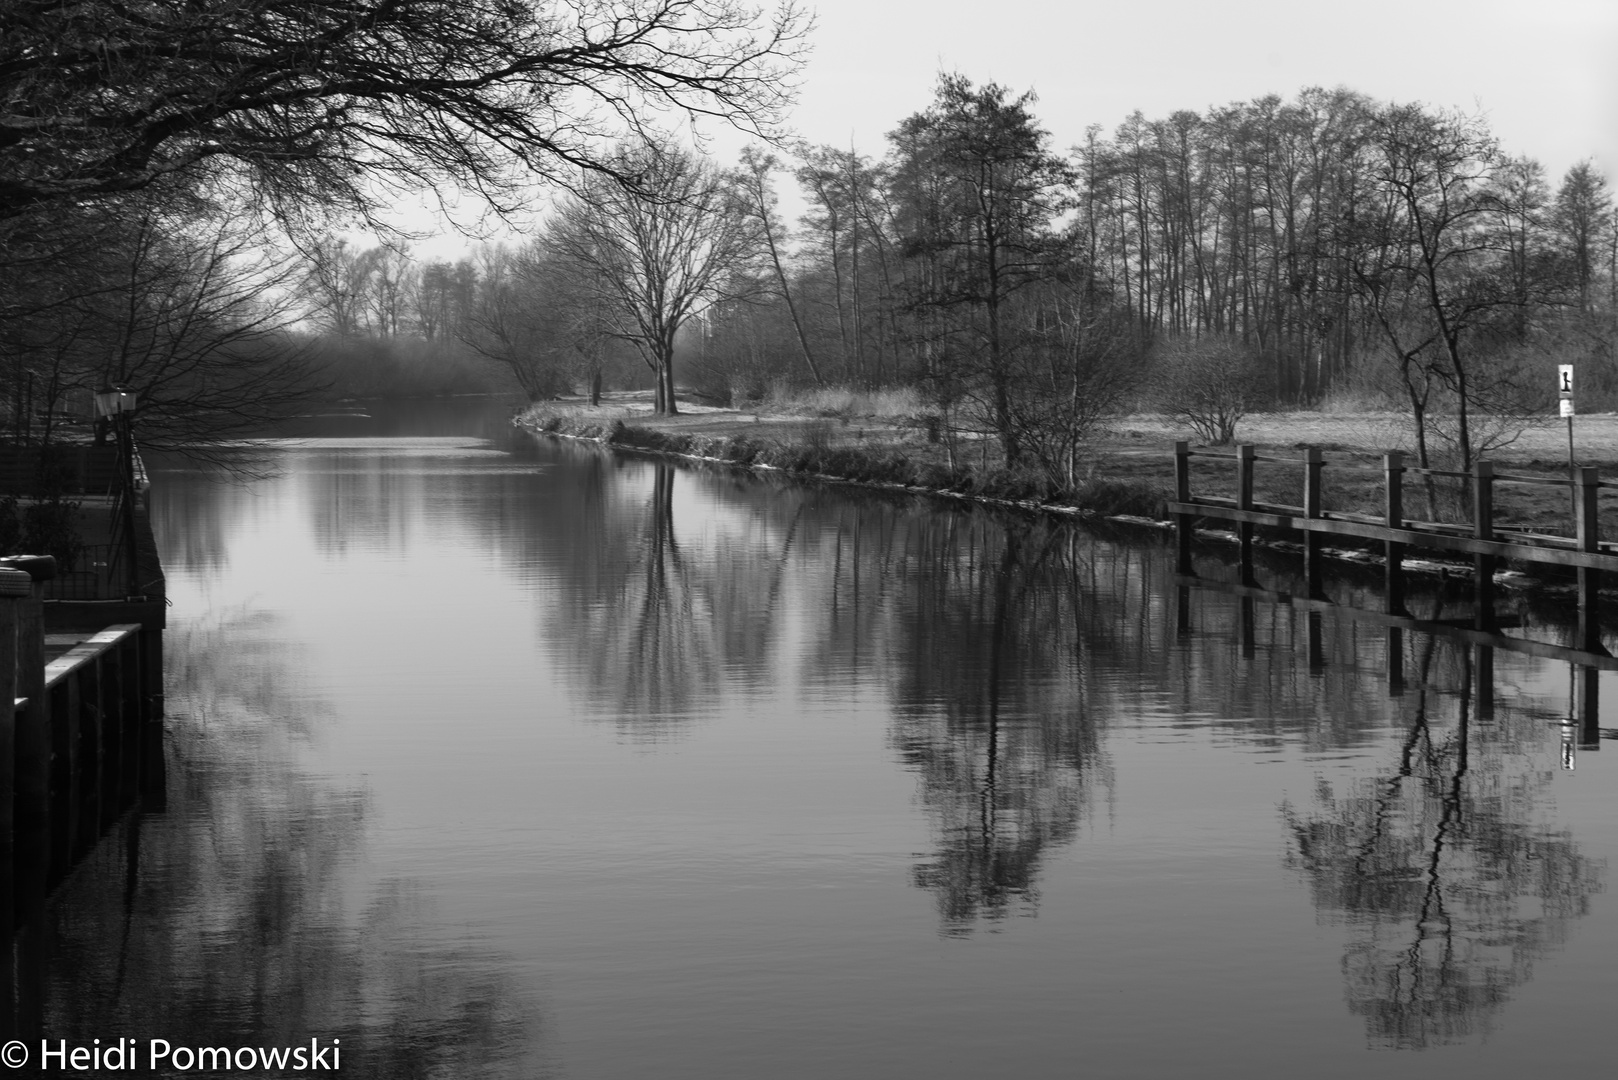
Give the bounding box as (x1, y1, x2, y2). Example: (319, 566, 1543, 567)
(1169, 440, 1618, 661)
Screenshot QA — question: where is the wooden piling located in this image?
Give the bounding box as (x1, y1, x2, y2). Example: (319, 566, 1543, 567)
(1384, 452, 1406, 616)
(1473, 461, 1495, 631)
(1576, 466, 1603, 654)
(1237, 445, 1256, 585)
(0, 564, 31, 1015)
(11, 559, 53, 931)
(1174, 441, 1193, 576)
(1303, 448, 1324, 599)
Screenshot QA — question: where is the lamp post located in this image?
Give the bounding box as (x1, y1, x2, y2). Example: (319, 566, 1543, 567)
(93, 386, 139, 597)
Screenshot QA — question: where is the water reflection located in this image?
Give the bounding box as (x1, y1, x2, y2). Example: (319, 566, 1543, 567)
(1282, 632, 1603, 1048)
(525, 447, 1125, 931)
(34, 407, 1615, 1077)
(26, 600, 547, 1077)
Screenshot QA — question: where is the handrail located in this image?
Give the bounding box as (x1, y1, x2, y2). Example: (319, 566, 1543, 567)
(1172, 440, 1612, 654)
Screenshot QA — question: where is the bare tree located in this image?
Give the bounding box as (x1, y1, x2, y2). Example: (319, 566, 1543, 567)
(737, 147, 822, 384)
(2, 194, 325, 463)
(1345, 104, 1534, 474)
(0, 1, 811, 226)
(458, 246, 566, 401)
(545, 142, 762, 415)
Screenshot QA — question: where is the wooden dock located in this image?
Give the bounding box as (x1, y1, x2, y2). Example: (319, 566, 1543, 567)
(0, 554, 165, 1040)
(1170, 440, 1618, 659)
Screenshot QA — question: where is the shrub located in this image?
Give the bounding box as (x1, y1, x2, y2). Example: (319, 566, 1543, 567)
(1154, 334, 1270, 445)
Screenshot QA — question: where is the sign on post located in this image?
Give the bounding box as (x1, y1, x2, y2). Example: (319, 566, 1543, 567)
(1561, 365, 1577, 513)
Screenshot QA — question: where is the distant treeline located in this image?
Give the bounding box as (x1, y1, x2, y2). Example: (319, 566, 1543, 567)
(5, 4, 1612, 484)
(305, 79, 1615, 478)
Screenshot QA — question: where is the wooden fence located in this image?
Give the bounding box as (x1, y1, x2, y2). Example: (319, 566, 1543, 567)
(0, 560, 163, 943)
(1170, 441, 1618, 657)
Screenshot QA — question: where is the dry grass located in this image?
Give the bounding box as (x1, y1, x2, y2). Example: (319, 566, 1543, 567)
(520, 392, 1618, 540)
(759, 385, 924, 420)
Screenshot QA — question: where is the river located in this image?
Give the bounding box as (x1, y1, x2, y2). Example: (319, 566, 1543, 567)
(28, 397, 1618, 1078)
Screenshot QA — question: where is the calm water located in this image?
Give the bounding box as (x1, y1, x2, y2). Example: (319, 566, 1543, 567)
(30, 398, 1618, 1078)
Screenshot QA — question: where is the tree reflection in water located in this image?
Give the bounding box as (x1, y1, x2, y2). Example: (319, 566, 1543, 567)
(1283, 638, 1603, 1049)
(892, 523, 1109, 934)
(21, 605, 547, 1078)
(527, 443, 1606, 974)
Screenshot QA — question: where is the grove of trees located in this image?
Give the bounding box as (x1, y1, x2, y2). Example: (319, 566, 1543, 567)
(6, 4, 1611, 482)
(306, 77, 1613, 486)
(0, 0, 808, 457)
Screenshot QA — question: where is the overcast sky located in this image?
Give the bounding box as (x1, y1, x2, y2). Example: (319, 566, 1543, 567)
(791, 0, 1617, 177)
(407, 0, 1618, 253)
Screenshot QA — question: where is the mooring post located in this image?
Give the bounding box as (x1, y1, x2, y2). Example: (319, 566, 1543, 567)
(1174, 441, 1193, 576)
(2, 557, 55, 929)
(0, 569, 29, 840)
(1384, 451, 1406, 616)
(1473, 461, 1495, 631)
(1237, 444, 1256, 585)
(0, 564, 31, 1018)
(1303, 448, 1324, 599)
(1576, 465, 1602, 654)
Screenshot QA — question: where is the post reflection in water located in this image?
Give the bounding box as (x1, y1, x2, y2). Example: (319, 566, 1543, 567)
(27, 405, 1616, 1080)
(516, 436, 1610, 1074)
(1283, 635, 1602, 1050)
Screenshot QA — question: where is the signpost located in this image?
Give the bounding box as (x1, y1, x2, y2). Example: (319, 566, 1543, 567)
(1560, 364, 1576, 522)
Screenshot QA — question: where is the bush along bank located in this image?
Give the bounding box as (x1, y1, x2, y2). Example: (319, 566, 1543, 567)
(517, 411, 1171, 522)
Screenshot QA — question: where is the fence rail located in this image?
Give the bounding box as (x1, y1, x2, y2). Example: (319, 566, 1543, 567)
(1170, 441, 1613, 655)
(1, 559, 163, 947)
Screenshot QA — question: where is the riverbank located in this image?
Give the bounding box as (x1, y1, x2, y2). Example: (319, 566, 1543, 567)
(516, 395, 1618, 530)
(515, 394, 1170, 520)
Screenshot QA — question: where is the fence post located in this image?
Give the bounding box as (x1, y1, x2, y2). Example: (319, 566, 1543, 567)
(3, 556, 55, 933)
(1303, 448, 1324, 599)
(1576, 466, 1603, 654)
(1384, 451, 1406, 616)
(1174, 441, 1193, 576)
(1237, 444, 1256, 585)
(0, 565, 31, 1002)
(1473, 461, 1495, 631)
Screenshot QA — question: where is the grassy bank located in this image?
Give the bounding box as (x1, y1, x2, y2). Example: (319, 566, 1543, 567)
(516, 395, 1170, 520)
(515, 395, 1618, 597)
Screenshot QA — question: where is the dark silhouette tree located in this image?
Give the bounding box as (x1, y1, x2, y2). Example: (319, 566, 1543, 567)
(0, 0, 810, 225)
(887, 73, 1071, 466)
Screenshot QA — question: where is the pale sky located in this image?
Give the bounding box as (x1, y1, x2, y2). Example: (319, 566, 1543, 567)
(792, 0, 1617, 178)
(406, 0, 1618, 256)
